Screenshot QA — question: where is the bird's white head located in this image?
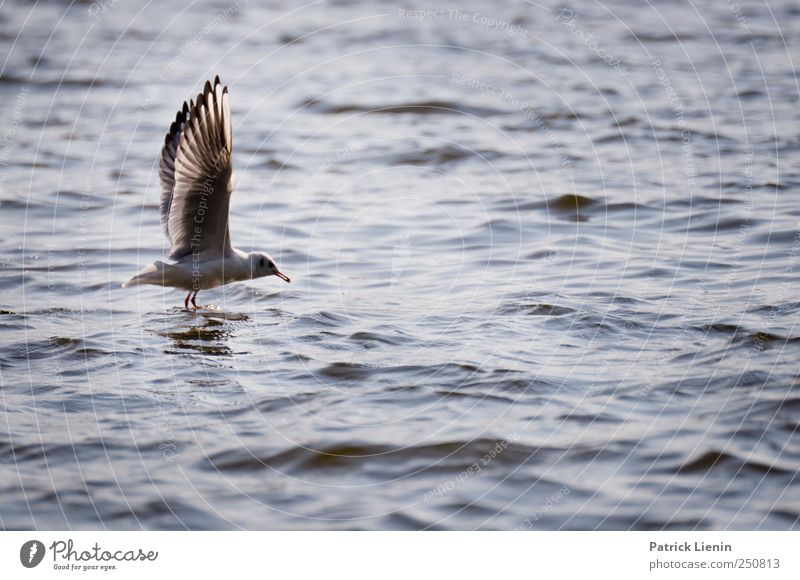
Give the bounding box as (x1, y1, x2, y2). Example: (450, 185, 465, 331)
(250, 252, 290, 283)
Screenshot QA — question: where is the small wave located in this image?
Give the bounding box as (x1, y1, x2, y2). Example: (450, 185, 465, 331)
(500, 303, 574, 317)
(3, 336, 97, 362)
(305, 99, 506, 117)
(293, 310, 354, 329)
(1, 438, 128, 464)
(0, 73, 115, 87)
(550, 193, 597, 211)
(737, 89, 763, 99)
(348, 330, 411, 347)
(688, 217, 754, 233)
(204, 438, 537, 475)
(316, 361, 371, 380)
(675, 450, 794, 476)
(630, 32, 697, 43)
(733, 331, 800, 351)
(558, 412, 622, 424)
(382, 144, 500, 166)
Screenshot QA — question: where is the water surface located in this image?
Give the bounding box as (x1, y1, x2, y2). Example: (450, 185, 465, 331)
(1, 0, 799, 529)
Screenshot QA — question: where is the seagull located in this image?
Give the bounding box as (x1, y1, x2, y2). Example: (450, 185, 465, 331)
(123, 76, 290, 308)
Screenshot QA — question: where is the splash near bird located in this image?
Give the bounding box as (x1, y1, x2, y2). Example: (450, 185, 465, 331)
(123, 76, 290, 308)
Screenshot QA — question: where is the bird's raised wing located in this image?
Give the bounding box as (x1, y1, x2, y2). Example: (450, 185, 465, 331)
(159, 76, 234, 260)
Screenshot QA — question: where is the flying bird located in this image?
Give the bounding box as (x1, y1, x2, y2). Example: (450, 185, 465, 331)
(123, 76, 290, 308)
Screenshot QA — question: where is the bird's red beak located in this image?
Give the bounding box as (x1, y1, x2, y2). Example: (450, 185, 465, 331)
(276, 271, 291, 283)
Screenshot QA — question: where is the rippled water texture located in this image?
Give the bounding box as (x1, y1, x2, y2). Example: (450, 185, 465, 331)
(1, 0, 799, 529)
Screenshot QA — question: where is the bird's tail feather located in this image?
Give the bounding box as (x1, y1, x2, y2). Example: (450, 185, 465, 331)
(122, 261, 170, 288)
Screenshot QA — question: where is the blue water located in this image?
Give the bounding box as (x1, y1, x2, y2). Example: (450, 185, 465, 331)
(0, 0, 798, 529)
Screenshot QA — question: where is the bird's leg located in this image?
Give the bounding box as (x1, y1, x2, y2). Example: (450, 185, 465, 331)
(184, 292, 191, 309)
(191, 291, 199, 309)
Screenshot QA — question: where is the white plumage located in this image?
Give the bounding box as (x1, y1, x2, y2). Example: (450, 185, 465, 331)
(124, 76, 290, 309)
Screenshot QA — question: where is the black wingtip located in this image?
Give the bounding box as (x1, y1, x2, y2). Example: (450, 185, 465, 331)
(214, 74, 221, 86)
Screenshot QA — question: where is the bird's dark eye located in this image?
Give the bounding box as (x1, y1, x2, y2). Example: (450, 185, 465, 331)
(268, 262, 275, 270)
(259, 258, 265, 267)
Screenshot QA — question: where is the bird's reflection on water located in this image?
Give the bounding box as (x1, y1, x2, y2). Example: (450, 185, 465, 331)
(160, 309, 249, 357)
